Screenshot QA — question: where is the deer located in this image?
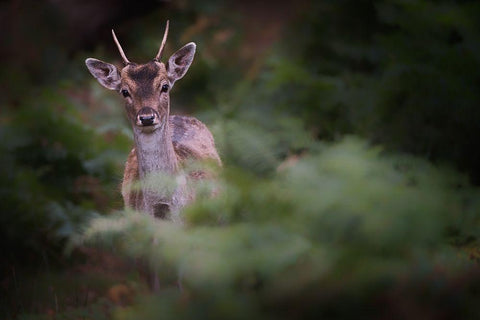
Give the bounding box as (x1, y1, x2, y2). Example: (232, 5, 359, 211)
(85, 21, 221, 223)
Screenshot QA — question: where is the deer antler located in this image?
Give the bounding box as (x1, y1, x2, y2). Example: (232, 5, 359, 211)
(154, 20, 170, 62)
(112, 29, 131, 65)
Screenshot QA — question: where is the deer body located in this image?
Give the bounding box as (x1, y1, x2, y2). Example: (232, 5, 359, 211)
(86, 23, 221, 222)
(123, 114, 220, 221)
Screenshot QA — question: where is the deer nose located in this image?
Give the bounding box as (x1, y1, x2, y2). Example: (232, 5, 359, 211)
(139, 115, 155, 126)
(136, 107, 158, 127)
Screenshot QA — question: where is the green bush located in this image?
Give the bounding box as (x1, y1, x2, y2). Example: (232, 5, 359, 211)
(3, 0, 480, 318)
(0, 86, 129, 261)
(81, 137, 480, 319)
(265, 0, 480, 181)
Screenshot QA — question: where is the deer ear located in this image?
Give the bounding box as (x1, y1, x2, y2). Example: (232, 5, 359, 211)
(85, 58, 121, 91)
(166, 42, 196, 84)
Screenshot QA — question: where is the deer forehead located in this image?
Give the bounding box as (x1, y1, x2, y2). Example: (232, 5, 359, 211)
(121, 61, 168, 94)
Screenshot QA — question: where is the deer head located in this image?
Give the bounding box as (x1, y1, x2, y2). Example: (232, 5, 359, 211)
(85, 21, 196, 133)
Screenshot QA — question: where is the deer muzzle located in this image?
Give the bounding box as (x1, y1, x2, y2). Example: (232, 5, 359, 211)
(136, 107, 160, 128)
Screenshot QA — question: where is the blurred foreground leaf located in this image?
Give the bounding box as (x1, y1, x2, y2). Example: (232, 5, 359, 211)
(81, 137, 480, 319)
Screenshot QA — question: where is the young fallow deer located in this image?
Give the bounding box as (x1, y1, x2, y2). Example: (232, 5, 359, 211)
(86, 21, 221, 222)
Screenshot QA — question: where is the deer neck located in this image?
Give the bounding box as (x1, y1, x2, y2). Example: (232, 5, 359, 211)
(132, 116, 183, 219)
(133, 118, 178, 178)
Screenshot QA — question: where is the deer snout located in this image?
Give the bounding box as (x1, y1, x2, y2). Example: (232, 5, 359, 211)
(140, 115, 155, 125)
(136, 107, 159, 127)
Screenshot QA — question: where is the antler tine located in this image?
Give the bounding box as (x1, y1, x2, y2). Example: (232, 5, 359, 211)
(154, 20, 170, 62)
(111, 29, 131, 65)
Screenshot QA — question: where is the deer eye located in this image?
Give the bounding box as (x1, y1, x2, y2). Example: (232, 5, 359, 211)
(161, 84, 169, 92)
(121, 89, 130, 98)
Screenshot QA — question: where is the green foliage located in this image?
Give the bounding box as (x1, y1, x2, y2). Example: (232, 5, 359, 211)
(80, 137, 480, 319)
(3, 0, 480, 318)
(0, 85, 129, 260)
(266, 0, 480, 181)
